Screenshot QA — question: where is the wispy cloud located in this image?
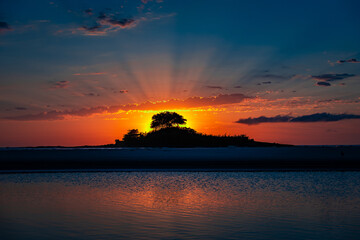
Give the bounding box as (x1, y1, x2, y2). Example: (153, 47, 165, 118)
(114, 90, 129, 94)
(84, 8, 93, 16)
(84, 92, 100, 97)
(80, 12, 138, 36)
(337, 58, 360, 64)
(312, 73, 355, 82)
(311, 73, 355, 87)
(73, 72, 106, 76)
(205, 85, 223, 90)
(256, 74, 289, 80)
(4, 93, 251, 121)
(236, 113, 360, 125)
(316, 82, 331, 87)
(50, 80, 70, 89)
(257, 81, 272, 85)
(73, 2, 172, 36)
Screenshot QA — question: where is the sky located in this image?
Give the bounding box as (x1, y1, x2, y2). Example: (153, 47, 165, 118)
(0, 0, 360, 146)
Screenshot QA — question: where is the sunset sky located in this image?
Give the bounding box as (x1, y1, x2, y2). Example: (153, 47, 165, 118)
(1, 0, 360, 146)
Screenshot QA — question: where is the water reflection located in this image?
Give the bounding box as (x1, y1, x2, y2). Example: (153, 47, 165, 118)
(1, 172, 360, 239)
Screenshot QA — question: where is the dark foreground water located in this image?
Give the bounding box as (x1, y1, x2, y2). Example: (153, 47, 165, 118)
(1, 172, 360, 239)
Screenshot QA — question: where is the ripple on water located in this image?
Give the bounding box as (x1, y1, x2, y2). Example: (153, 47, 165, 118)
(1, 172, 360, 239)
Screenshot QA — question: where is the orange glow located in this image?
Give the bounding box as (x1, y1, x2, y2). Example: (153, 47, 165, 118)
(1, 80, 360, 146)
(1, 105, 360, 146)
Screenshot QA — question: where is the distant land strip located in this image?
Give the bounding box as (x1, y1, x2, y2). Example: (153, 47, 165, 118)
(1, 147, 360, 172)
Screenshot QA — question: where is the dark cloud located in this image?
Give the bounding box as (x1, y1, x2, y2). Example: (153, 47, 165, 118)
(79, 11, 137, 35)
(312, 73, 355, 87)
(234, 85, 242, 88)
(236, 113, 360, 125)
(4, 107, 109, 121)
(97, 12, 107, 20)
(312, 73, 355, 82)
(257, 74, 288, 79)
(0, 21, 11, 33)
(15, 107, 27, 110)
(73, 72, 106, 76)
(290, 113, 360, 123)
(84, 8, 93, 15)
(105, 18, 136, 28)
(337, 58, 360, 64)
(316, 82, 331, 87)
(5, 94, 251, 121)
(84, 93, 100, 97)
(50, 80, 70, 89)
(257, 81, 273, 86)
(81, 25, 102, 33)
(236, 115, 292, 125)
(206, 85, 223, 89)
(117, 90, 128, 93)
(75, 2, 172, 36)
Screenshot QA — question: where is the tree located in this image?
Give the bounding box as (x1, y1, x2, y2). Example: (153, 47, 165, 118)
(122, 129, 140, 142)
(150, 111, 187, 130)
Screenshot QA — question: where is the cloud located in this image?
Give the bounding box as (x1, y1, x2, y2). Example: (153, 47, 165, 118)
(257, 74, 288, 79)
(234, 85, 242, 88)
(104, 18, 136, 28)
(206, 85, 223, 89)
(312, 73, 355, 82)
(73, 3, 174, 36)
(84, 8, 93, 16)
(73, 72, 106, 76)
(50, 80, 70, 89)
(0, 21, 11, 33)
(5, 93, 251, 121)
(236, 115, 292, 125)
(256, 81, 272, 86)
(316, 82, 331, 87)
(115, 90, 128, 94)
(4, 107, 110, 121)
(15, 107, 27, 110)
(337, 58, 360, 64)
(80, 25, 103, 33)
(78, 10, 138, 36)
(236, 113, 360, 125)
(121, 94, 251, 111)
(311, 73, 356, 87)
(84, 92, 100, 97)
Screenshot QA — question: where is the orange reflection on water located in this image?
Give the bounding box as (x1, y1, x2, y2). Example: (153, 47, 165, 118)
(2, 172, 360, 239)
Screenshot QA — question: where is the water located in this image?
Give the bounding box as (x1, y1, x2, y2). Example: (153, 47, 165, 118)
(1, 171, 360, 239)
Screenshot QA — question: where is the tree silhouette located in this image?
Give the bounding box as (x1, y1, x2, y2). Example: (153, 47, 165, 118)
(122, 129, 141, 143)
(150, 111, 187, 130)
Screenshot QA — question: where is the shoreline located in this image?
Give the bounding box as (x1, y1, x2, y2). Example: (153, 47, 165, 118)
(1, 146, 360, 171)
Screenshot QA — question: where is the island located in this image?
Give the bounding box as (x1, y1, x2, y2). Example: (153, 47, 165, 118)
(111, 111, 287, 148)
(0, 112, 359, 172)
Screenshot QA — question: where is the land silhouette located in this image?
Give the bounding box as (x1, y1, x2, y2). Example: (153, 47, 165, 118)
(113, 111, 287, 148)
(2, 111, 359, 171)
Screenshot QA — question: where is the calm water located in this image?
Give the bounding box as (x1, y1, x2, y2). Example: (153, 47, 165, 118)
(1, 172, 360, 239)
